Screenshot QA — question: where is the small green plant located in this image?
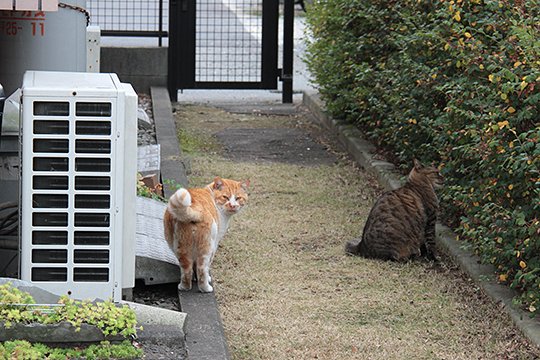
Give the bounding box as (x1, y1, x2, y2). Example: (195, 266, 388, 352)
(0, 340, 142, 359)
(0, 283, 142, 358)
(0, 283, 138, 337)
(163, 178, 185, 195)
(137, 173, 166, 202)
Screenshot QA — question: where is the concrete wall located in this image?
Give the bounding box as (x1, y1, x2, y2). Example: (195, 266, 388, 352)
(101, 47, 167, 94)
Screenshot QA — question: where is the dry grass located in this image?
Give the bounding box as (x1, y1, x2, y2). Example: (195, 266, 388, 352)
(174, 104, 540, 360)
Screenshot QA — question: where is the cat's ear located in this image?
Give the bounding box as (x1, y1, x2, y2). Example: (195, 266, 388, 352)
(213, 177, 224, 190)
(413, 159, 423, 170)
(241, 179, 250, 191)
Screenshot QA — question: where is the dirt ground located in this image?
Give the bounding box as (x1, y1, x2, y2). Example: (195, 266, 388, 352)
(173, 103, 540, 360)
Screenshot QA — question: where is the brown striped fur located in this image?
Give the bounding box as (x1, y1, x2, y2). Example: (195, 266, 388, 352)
(346, 159, 443, 261)
(164, 177, 249, 292)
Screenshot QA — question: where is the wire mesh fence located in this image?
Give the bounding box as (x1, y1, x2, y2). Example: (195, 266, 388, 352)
(196, 0, 263, 82)
(87, 0, 168, 45)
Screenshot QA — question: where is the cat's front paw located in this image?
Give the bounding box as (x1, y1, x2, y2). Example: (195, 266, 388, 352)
(178, 282, 192, 291)
(198, 283, 214, 293)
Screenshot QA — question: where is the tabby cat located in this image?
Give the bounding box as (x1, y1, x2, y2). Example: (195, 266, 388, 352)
(164, 177, 249, 292)
(346, 159, 443, 261)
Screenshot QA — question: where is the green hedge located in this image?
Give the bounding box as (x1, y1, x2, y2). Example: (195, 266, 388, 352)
(305, 0, 539, 313)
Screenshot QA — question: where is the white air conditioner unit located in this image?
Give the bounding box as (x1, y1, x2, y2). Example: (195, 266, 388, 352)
(19, 71, 137, 302)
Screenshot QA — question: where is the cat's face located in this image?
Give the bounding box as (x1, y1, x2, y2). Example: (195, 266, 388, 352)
(411, 159, 444, 188)
(212, 177, 249, 215)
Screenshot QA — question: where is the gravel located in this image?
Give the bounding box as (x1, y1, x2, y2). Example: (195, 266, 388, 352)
(138, 94, 157, 146)
(132, 281, 180, 312)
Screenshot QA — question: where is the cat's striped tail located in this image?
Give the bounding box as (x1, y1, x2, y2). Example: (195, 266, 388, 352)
(167, 188, 203, 223)
(345, 237, 362, 255)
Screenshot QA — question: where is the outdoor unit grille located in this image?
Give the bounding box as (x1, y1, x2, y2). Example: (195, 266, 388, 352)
(19, 71, 137, 302)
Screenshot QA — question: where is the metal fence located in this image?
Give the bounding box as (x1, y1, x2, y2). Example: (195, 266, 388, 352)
(196, 0, 263, 83)
(87, 0, 168, 46)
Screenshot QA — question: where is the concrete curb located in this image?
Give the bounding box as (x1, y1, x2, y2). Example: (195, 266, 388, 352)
(122, 301, 187, 345)
(151, 86, 189, 196)
(302, 91, 540, 348)
(151, 87, 231, 360)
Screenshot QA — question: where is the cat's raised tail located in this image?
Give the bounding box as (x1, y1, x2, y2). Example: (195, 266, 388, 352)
(167, 188, 203, 223)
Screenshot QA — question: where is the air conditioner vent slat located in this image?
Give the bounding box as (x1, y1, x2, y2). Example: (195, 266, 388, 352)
(74, 231, 110, 246)
(75, 195, 110, 209)
(34, 120, 69, 134)
(32, 249, 67, 263)
(74, 250, 109, 264)
(74, 268, 109, 282)
(34, 102, 69, 116)
(32, 267, 68, 282)
(32, 213, 68, 227)
(75, 158, 111, 172)
(76, 102, 112, 117)
(32, 231, 68, 245)
(74, 213, 110, 227)
(75, 176, 110, 191)
(76, 121, 111, 135)
(33, 194, 68, 208)
(34, 139, 69, 153)
(75, 140, 111, 154)
(33, 176, 69, 190)
(33, 157, 69, 171)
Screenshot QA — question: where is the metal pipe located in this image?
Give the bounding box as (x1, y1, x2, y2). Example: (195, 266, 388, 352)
(159, 0, 164, 47)
(282, 0, 294, 103)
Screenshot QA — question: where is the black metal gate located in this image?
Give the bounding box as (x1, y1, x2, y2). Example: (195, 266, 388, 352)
(168, 0, 293, 102)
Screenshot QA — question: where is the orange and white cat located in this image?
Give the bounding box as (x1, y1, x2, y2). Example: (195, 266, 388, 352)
(163, 177, 249, 292)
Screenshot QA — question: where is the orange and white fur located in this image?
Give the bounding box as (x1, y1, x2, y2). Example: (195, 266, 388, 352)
(164, 177, 249, 292)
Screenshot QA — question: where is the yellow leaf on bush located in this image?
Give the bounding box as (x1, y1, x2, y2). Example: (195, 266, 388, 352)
(507, 107, 516, 113)
(479, 64, 484, 70)
(464, 32, 472, 38)
(508, 184, 513, 190)
(499, 274, 508, 282)
(521, 81, 527, 90)
(520, 260, 527, 269)
(514, 61, 522, 68)
(454, 11, 461, 22)
(497, 120, 509, 128)
(530, 305, 536, 313)
(488, 74, 495, 82)
(500, 93, 507, 100)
